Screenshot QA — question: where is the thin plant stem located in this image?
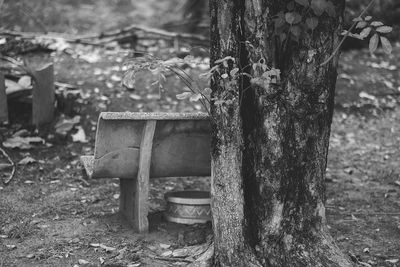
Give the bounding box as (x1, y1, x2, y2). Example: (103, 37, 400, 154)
(320, 0, 376, 66)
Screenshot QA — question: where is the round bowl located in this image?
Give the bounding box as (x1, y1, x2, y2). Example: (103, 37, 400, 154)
(164, 190, 211, 224)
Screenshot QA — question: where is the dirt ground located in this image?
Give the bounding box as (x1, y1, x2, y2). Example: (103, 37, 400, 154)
(0, 1, 399, 267)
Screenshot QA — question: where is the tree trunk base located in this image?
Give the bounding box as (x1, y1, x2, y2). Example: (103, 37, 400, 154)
(209, 230, 354, 267)
(256, 230, 354, 267)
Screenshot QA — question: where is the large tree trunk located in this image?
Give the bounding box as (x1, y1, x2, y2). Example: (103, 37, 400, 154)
(209, 1, 353, 266)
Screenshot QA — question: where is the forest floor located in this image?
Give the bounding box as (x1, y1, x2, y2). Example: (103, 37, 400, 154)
(0, 1, 399, 266)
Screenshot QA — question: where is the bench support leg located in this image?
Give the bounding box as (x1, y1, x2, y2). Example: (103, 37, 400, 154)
(32, 63, 55, 126)
(119, 178, 136, 226)
(119, 120, 156, 233)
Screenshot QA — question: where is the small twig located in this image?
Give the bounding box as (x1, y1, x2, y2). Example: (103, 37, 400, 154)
(76, 177, 90, 187)
(0, 24, 209, 46)
(167, 67, 212, 116)
(0, 146, 16, 185)
(320, 0, 376, 67)
(152, 256, 193, 263)
(93, 24, 208, 44)
(54, 82, 78, 90)
(346, 212, 400, 216)
(371, 91, 400, 97)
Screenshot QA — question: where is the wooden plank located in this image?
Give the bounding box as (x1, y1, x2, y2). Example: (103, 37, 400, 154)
(32, 63, 55, 126)
(134, 120, 156, 232)
(0, 73, 8, 124)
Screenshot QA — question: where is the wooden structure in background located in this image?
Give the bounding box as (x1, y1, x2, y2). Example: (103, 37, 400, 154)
(0, 73, 8, 124)
(81, 112, 211, 233)
(32, 63, 55, 126)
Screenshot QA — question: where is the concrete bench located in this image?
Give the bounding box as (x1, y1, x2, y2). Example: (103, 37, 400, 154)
(81, 112, 211, 233)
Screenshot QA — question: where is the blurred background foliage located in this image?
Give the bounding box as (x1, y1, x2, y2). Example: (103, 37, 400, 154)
(0, 0, 399, 49)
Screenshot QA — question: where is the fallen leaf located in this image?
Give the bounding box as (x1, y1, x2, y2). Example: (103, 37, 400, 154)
(55, 115, 81, 136)
(99, 244, 116, 252)
(5, 79, 30, 96)
(366, 61, 397, 70)
(116, 247, 127, 260)
(106, 82, 114, 89)
(161, 250, 172, 257)
(111, 74, 122, 82)
(385, 259, 399, 264)
(159, 243, 171, 249)
(13, 129, 30, 137)
(18, 75, 32, 88)
(79, 51, 101, 63)
(147, 94, 160, 100)
(78, 259, 90, 265)
(358, 261, 372, 267)
(172, 248, 189, 257)
(18, 156, 36, 165)
(94, 68, 103, 75)
(351, 214, 359, 221)
(359, 92, 376, 101)
(176, 92, 192, 100)
(100, 95, 109, 102)
(71, 126, 88, 143)
(2, 136, 45, 149)
(129, 94, 142, 100)
(47, 38, 70, 51)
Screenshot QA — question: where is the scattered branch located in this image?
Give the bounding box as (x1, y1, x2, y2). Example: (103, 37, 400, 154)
(0, 23, 209, 47)
(91, 24, 208, 45)
(0, 146, 16, 185)
(152, 256, 193, 263)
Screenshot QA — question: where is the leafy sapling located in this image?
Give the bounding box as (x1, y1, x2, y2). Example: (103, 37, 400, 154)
(124, 0, 392, 113)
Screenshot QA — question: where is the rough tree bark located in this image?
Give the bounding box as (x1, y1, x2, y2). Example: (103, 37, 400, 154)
(209, 0, 353, 266)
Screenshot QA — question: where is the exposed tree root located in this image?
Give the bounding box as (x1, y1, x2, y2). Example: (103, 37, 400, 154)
(255, 230, 354, 267)
(192, 230, 354, 267)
